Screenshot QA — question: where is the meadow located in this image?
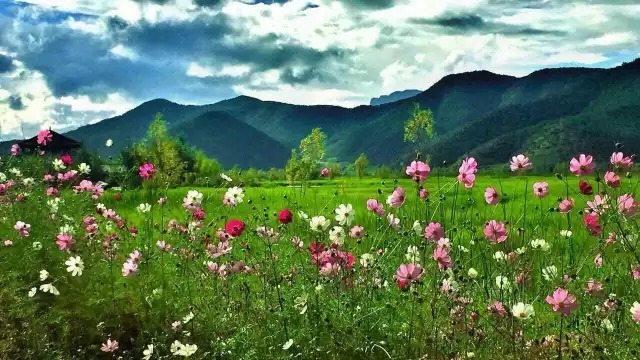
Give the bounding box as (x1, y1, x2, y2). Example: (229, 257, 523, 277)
(0, 145, 639, 359)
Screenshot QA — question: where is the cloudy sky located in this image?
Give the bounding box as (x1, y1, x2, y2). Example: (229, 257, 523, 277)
(0, 0, 638, 139)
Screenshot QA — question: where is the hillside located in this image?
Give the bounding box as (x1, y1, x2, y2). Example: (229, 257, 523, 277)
(3, 59, 639, 170)
(370, 90, 421, 105)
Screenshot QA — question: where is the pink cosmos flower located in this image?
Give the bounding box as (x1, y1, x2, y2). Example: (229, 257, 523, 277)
(610, 152, 634, 168)
(533, 182, 549, 198)
(46, 187, 59, 197)
(632, 303, 640, 324)
(60, 154, 73, 166)
(387, 187, 406, 208)
(546, 288, 578, 316)
(320, 262, 341, 277)
(569, 154, 595, 176)
(10, 144, 19, 156)
(101, 338, 119, 353)
(484, 187, 499, 205)
(419, 188, 428, 199)
(138, 163, 156, 180)
(394, 263, 424, 289)
(349, 225, 365, 239)
(366, 199, 386, 216)
(37, 129, 53, 146)
(509, 154, 532, 172)
(583, 212, 602, 236)
(605, 232, 616, 246)
(483, 220, 507, 243)
(122, 260, 139, 277)
(604, 171, 621, 188)
(406, 160, 430, 183)
(43, 174, 54, 182)
(586, 194, 609, 215)
(558, 198, 575, 214)
(433, 245, 452, 270)
(488, 301, 507, 318)
(321, 168, 330, 177)
(594, 253, 603, 268)
(457, 157, 478, 189)
(424, 222, 445, 242)
(585, 279, 603, 297)
(387, 214, 400, 229)
(14, 221, 30, 237)
(55, 234, 75, 251)
(632, 265, 640, 280)
(618, 194, 638, 218)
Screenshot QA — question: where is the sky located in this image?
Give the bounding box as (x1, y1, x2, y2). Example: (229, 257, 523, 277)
(0, 0, 638, 139)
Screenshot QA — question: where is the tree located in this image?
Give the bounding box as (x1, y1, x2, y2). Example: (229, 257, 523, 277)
(285, 149, 301, 183)
(299, 128, 327, 174)
(354, 153, 369, 179)
(404, 104, 435, 160)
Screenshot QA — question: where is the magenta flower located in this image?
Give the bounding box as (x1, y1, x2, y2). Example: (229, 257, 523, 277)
(558, 198, 575, 214)
(433, 245, 452, 270)
(546, 288, 578, 316)
(604, 171, 620, 188)
(10, 144, 19, 156)
(394, 263, 424, 289)
(424, 222, 444, 242)
(386, 187, 405, 208)
(569, 154, 595, 176)
(320, 168, 330, 177)
(509, 154, 532, 172)
(484, 187, 499, 205)
(583, 212, 602, 236)
(37, 129, 53, 146)
(618, 194, 638, 218)
(483, 220, 507, 243)
(138, 163, 156, 180)
(533, 182, 549, 198)
(457, 157, 477, 189)
(366, 199, 386, 216)
(610, 152, 634, 168)
(406, 160, 430, 183)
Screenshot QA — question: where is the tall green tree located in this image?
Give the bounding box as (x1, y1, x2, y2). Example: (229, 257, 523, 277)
(354, 153, 369, 179)
(404, 104, 435, 160)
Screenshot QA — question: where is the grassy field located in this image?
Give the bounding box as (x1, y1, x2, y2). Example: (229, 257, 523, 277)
(1, 164, 639, 359)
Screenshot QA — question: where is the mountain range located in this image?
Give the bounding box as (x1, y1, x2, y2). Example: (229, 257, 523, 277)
(6, 59, 640, 170)
(370, 89, 422, 106)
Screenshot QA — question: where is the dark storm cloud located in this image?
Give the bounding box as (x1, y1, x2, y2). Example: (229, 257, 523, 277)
(8, 95, 24, 110)
(412, 14, 565, 37)
(0, 54, 14, 73)
(340, 0, 395, 9)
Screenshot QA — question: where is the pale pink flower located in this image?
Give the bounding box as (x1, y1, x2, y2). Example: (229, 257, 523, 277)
(488, 301, 507, 318)
(509, 154, 532, 172)
(101, 338, 119, 353)
(483, 220, 507, 243)
(46, 187, 59, 197)
(366, 199, 385, 216)
(457, 157, 477, 189)
(558, 198, 575, 214)
(546, 288, 578, 316)
(10, 144, 19, 156)
(406, 160, 430, 183)
(533, 182, 549, 198)
(604, 171, 621, 188)
(585, 279, 603, 297)
(586, 194, 609, 215)
(437, 237, 451, 248)
(569, 154, 595, 176)
(386, 187, 406, 208)
(605, 232, 616, 246)
(631, 265, 640, 280)
(37, 129, 53, 146)
(55, 234, 75, 252)
(122, 260, 139, 277)
(394, 263, 424, 289)
(4, 240, 13, 246)
(320, 168, 330, 177)
(610, 152, 634, 168)
(349, 226, 365, 239)
(14, 221, 31, 237)
(433, 245, 452, 270)
(632, 302, 640, 324)
(419, 188, 428, 199)
(320, 262, 341, 277)
(424, 222, 445, 242)
(387, 214, 400, 229)
(618, 194, 638, 218)
(594, 253, 603, 268)
(484, 187, 499, 205)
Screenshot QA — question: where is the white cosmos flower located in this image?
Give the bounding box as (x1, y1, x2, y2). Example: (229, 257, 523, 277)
(143, 344, 154, 360)
(495, 275, 511, 291)
(224, 186, 244, 205)
(105, 139, 113, 147)
(39, 283, 60, 295)
(22, 177, 35, 186)
(282, 339, 294, 350)
(137, 203, 152, 213)
(39, 269, 49, 281)
(32, 242, 43, 250)
(512, 302, 535, 320)
(9, 167, 21, 177)
(78, 163, 91, 174)
(334, 203, 354, 226)
(28, 287, 37, 297)
(412, 220, 422, 235)
(560, 230, 572, 238)
(220, 173, 232, 182)
(171, 340, 198, 357)
(530, 239, 550, 251)
(182, 312, 194, 324)
(310, 216, 330, 232)
(493, 251, 507, 262)
(52, 158, 66, 171)
(360, 253, 374, 268)
(405, 245, 421, 263)
(542, 265, 558, 281)
(468, 268, 478, 278)
(298, 211, 309, 220)
(0, 172, 6, 182)
(65, 256, 84, 277)
(328, 226, 345, 244)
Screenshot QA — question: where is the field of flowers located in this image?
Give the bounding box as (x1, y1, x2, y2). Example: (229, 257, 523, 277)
(0, 132, 639, 359)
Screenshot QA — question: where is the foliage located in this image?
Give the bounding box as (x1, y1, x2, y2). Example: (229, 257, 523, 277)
(354, 153, 369, 179)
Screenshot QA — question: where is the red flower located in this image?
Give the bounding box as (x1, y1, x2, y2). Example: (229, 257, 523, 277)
(192, 208, 206, 221)
(60, 154, 73, 166)
(278, 209, 293, 224)
(578, 180, 593, 195)
(225, 219, 245, 237)
(114, 193, 122, 201)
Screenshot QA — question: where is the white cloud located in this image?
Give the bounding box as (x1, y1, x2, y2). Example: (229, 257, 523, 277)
(110, 44, 139, 61)
(584, 32, 636, 47)
(57, 93, 134, 113)
(186, 62, 251, 78)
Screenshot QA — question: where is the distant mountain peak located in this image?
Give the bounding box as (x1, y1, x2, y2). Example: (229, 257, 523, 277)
(370, 89, 421, 106)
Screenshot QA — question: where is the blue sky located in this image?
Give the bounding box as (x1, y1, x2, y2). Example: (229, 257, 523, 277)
(0, 0, 638, 138)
